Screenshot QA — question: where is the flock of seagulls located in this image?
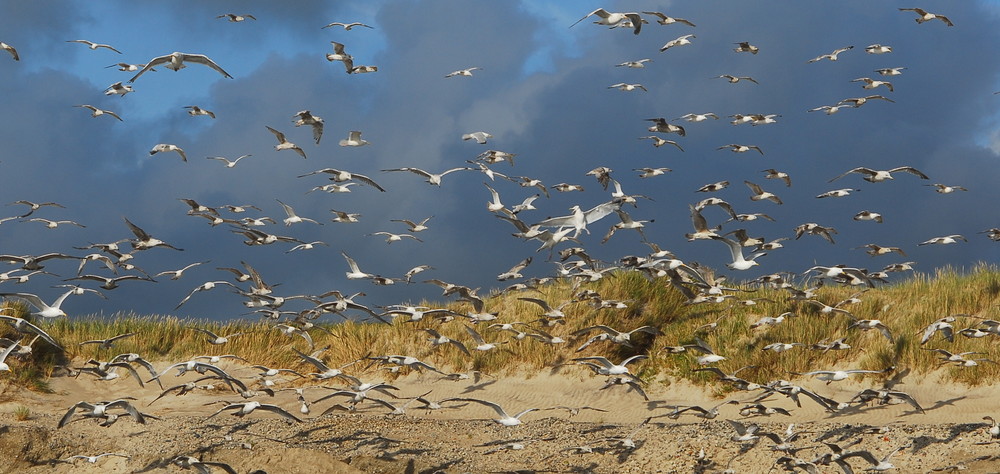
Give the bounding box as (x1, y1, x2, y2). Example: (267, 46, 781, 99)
(0, 3, 997, 472)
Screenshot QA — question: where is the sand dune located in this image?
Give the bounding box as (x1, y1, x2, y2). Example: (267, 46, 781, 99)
(2, 363, 1000, 473)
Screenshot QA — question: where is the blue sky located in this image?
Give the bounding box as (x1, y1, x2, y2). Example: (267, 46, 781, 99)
(0, 1, 998, 320)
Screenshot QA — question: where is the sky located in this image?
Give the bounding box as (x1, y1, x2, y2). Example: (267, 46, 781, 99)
(0, 1, 998, 322)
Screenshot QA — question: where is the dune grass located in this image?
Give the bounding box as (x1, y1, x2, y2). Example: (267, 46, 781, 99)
(2, 264, 1000, 391)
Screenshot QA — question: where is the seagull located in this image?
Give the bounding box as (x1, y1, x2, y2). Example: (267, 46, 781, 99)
(926, 183, 968, 193)
(174, 280, 238, 310)
(816, 188, 860, 198)
(608, 82, 647, 92)
(183, 105, 215, 118)
(646, 117, 685, 136)
(462, 131, 493, 144)
(679, 112, 719, 122)
(637, 136, 684, 150)
(104, 81, 133, 97)
(66, 39, 122, 54)
(745, 181, 782, 204)
(298, 168, 386, 192)
(635, 167, 672, 178)
(382, 167, 471, 186)
(128, 52, 232, 82)
(266, 126, 307, 158)
(760, 169, 791, 187)
(339, 130, 370, 146)
(207, 154, 251, 168)
(216, 13, 256, 22)
(569, 8, 644, 35)
(0, 289, 78, 319)
(834, 443, 912, 472)
(0, 314, 63, 349)
(616, 58, 651, 68)
(718, 144, 763, 154)
(573, 325, 661, 351)
(28, 218, 85, 229)
(342, 252, 374, 280)
(852, 77, 894, 92)
(838, 95, 895, 107)
(830, 166, 928, 182)
(716, 74, 758, 84)
(123, 217, 183, 251)
(154, 261, 207, 280)
(552, 182, 586, 192)
(899, 7, 953, 26)
(497, 257, 532, 281)
(423, 328, 472, 356)
(919, 234, 966, 245)
(371, 231, 422, 244)
(875, 67, 907, 76)
(733, 41, 759, 54)
(445, 67, 481, 78)
(791, 367, 892, 384)
(323, 209, 359, 224)
(58, 399, 145, 428)
(807, 45, 854, 62)
(187, 327, 241, 345)
(443, 398, 539, 426)
(58, 453, 130, 464)
(1, 42, 18, 61)
(572, 355, 647, 378)
(808, 104, 850, 115)
(324, 41, 352, 63)
(710, 235, 765, 271)
(208, 401, 302, 422)
(149, 143, 187, 162)
(660, 34, 695, 51)
(74, 104, 122, 121)
(854, 210, 884, 223)
(276, 199, 320, 226)
(322, 21, 374, 30)
(534, 201, 621, 238)
(0, 340, 19, 372)
(292, 110, 324, 144)
(856, 244, 906, 257)
(464, 325, 509, 352)
(865, 44, 893, 54)
(483, 182, 506, 212)
(642, 11, 696, 27)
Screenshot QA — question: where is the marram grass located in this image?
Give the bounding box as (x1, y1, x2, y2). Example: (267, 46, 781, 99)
(1, 264, 1000, 390)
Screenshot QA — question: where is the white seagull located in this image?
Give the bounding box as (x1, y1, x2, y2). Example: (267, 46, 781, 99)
(339, 130, 369, 147)
(445, 67, 481, 78)
(266, 126, 307, 158)
(74, 104, 122, 121)
(207, 154, 251, 168)
(710, 236, 765, 271)
(660, 34, 695, 51)
(293, 110, 324, 144)
(66, 39, 121, 54)
(569, 8, 644, 35)
(0, 289, 78, 318)
(462, 131, 493, 144)
(443, 398, 540, 426)
(149, 143, 187, 162)
(128, 52, 232, 82)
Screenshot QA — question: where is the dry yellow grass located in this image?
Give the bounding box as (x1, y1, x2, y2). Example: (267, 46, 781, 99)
(2, 263, 999, 390)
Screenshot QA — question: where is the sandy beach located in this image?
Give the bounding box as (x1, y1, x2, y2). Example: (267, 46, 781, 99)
(2, 362, 1000, 473)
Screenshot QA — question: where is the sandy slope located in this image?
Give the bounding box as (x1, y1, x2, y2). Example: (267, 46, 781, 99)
(2, 363, 1000, 473)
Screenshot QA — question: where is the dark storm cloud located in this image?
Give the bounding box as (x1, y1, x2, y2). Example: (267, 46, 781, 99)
(0, 1, 997, 321)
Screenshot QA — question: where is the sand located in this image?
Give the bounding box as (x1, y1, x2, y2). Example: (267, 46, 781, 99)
(2, 363, 1000, 473)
